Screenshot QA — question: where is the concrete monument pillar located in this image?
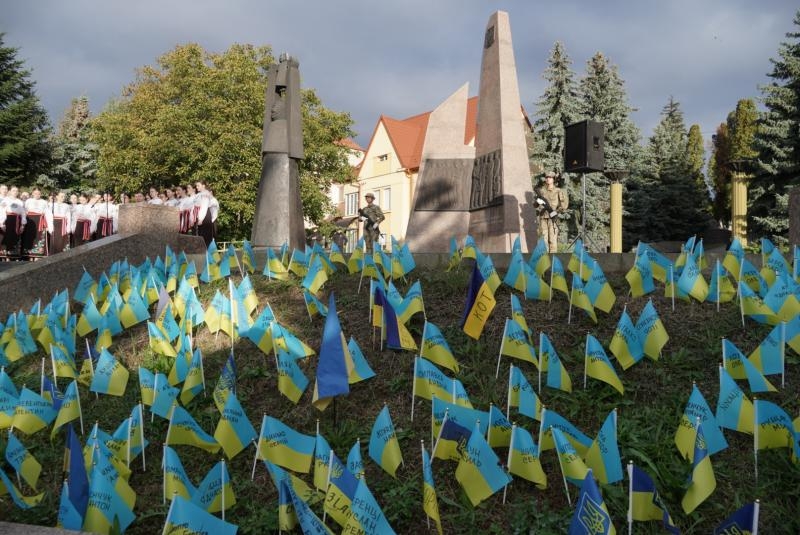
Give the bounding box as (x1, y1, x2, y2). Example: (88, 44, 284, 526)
(405, 84, 476, 252)
(252, 53, 306, 251)
(609, 182, 622, 253)
(467, 11, 535, 253)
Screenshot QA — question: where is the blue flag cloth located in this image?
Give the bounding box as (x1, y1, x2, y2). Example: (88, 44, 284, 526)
(312, 293, 350, 408)
(713, 502, 757, 534)
(65, 425, 89, 519)
(165, 494, 238, 535)
(568, 470, 614, 535)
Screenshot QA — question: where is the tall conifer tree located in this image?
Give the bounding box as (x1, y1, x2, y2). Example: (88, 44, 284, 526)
(750, 11, 800, 244)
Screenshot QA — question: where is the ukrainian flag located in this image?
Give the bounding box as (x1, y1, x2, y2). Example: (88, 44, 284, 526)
(508, 365, 542, 420)
(681, 423, 716, 514)
(446, 236, 461, 272)
(347, 337, 376, 384)
(342, 478, 396, 534)
(503, 250, 527, 291)
(276, 347, 309, 403)
(722, 338, 777, 392)
(147, 321, 177, 358)
(162, 445, 197, 500)
(312, 294, 351, 411)
(584, 334, 624, 394)
(420, 321, 460, 373)
(715, 366, 753, 434)
(539, 408, 592, 456)
(755, 399, 799, 460)
(627, 463, 679, 533)
(302, 255, 328, 294)
(89, 348, 129, 397)
(12, 387, 56, 435)
(748, 322, 785, 376)
(570, 274, 597, 323)
(635, 299, 669, 360)
(369, 404, 404, 478)
(584, 259, 616, 313)
(166, 405, 220, 454)
(214, 392, 257, 459)
(51, 380, 81, 438)
(455, 424, 512, 506)
(82, 465, 135, 534)
(569, 469, 615, 534)
(550, 255, 569, 297)
(413, 357, 451, 402)
(313, 433, 332, 491)
(722, 237, 744, 279)
(529, 239, 551, 276)
(487, 404, 513, 447)
(323, 451, 359, 527)
(552, 426, 589, 487)
(256, 415, 315, 473)
(708, 259, 736, 303)
(508, 424, 547, 489)
(192, 460, 235, 514)
(5, 431, 42, 489)
(500, 318, 537, 365)
(73, 270, 97, 304)
(0, 466, 44, 509)
(421, 446, 443, 535)
(460, 261, 496, 340)
(609, 309, 644, 370)
(674, 384, 728, 461)
(585, 410, 623, 484)
(625, 252, 656, 297)
(0, 368, 20, 428)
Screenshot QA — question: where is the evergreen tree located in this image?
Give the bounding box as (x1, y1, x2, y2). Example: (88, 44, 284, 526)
(531, 41, 580, 175)
(687, 124, 706, 198)
(631, 98, 710, 243)
(709, 121, 732, 225)
(750, 10, 800, 243)
(49, 96, 98, 193)
(575, 52, 642, 251)
(0, 33, 51, 185)
(91, 43, 354, 239)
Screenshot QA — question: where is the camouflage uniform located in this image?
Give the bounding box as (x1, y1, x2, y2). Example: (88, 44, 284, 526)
(536, 184, 568, 253)
(360, 202, 384, 253)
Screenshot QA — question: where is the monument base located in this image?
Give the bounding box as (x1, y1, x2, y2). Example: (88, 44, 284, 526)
(405, 211, 470, 252)
(252, 153, 305, 251)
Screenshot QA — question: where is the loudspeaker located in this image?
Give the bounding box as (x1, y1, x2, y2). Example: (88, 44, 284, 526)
(564, 120, 605, 173)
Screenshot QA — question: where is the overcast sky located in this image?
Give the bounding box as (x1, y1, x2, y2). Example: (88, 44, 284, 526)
(4, 1, 798, 150)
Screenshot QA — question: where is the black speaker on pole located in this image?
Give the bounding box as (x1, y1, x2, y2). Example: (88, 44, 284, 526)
(564, 120, 605, 173)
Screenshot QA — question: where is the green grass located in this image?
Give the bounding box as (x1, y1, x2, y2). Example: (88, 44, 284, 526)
(1, 263, 799, 534)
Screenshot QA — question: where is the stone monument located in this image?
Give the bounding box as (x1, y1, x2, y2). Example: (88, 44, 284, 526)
(467, 11, 536, 253)
(404, 84, 476, 251)
(251, 53, 306, 251)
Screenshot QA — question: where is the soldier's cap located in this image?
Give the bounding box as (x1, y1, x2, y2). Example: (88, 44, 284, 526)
(364, 192, 375, 199)
(544, 171, 557, 178)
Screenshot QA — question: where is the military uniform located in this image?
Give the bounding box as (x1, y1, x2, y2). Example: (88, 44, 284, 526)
(360, 201, 384, 253)
(536, 182, 568, 253)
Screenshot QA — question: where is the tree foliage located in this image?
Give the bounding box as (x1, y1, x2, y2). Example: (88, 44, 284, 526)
(0, 33, 52, 186)
(90, 42, 354, 240)
(750, 11, 800, 244)
(45, 95, 98, 193)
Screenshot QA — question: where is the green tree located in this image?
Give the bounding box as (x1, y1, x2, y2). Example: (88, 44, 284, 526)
(0, 33, 52, 185)
(687, 124, 706, 194)
(91, 43, 354, 239)
(628, 97, 710, 244)
(574, 52, 642, 251)
(709, 121, 732, 225)
(750, 11, 800, 243)
(48, 95, 98, 193)
(531, 41, 580, 175)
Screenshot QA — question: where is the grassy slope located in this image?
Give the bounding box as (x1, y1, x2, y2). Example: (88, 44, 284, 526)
(1, 263, 799, 534)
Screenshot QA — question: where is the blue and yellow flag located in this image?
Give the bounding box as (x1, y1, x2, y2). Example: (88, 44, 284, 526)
(625, 251, 656, 297)
(528, 239, 551, 276)
(714, 502, 758, 535)
(461, 261, 496, 340)
(675, 384, 728, 461)
(708, 259, 736, 304)
(455, 424, 512, 506)
(609, 308, 644, 370)
(748, 321, 785, 376)
(165, 494, 238, 535)
(420, 321, 460, 373)
(722, 237, 745, 279)
(507, 424, 547, 489)
(214, 391, 257, 459)
(302, 289, 328, 319)
(421, 445, 443, 535)
(57, 480, 83, 530)
(446, 237, 461, 272)
(312, 293, 351, 410)
(180, 348, 205, 405)
(508, 364, 542, 420)
(569, 469, 615, 535)
(162, 445, 197, 500)
(375, 285, 417, 350)
(281, 477, 333, 535)
(347, 336, 375, 384)
(288, 248, 309, 277)
(568, 239, 593, 281)
(584, 335, 624, 394)
(0, 466, 44, 509)
(166, 405, 220, 454)
(584, 259, 616, 313)
(681, 422, 716, 514)
(151, 372, 179, 419)
(539, 332, 572, 392)
(89, 348, 129, 397)
(213, 353, 237, 412)
(754, 399, 800, 461)
(147, 321, 177, 358)
(462, 235, 478, 260)
(585, 410, 622, 485)
(627, 463, 679, 533)
(570, 274, 597, 323)
(256, 415, 315, 473)
(552, 426, 590, 487)
(302, 255, 328, 294)
(739, 280, 778, 324)
(5, 431, 42, 489)
(369, 404, 404, 478)
(241, 239, 256, 273)
(636, 242, 672, 283)
(347, 438, 364, 480)
(635, 299, 669, 360)
(397, 280, 425, 324)
(82, 463, 136, 534)
(487, 404, 513, 448)
(722, 338, 777, 392)
(12, 386, 56, 435)
(343, 477, 397, 534)
(276, 347, 309, 403)
(764, 270, 800, 322)
(550, 255, 569, 297)
(324, 451, 359, 526)
(264, 247, 290, 280)
(499, 318, 537, 365)
(52, 380, 82, 438)
(0, 368, 19, 428)
(715, 366, 753, 434)
(503, 249, 528, 292)
(73, 270, 97, 304)
(414, 357, 451, 402)
(192, 459, 235, 514)
(539, 408, 592, 456)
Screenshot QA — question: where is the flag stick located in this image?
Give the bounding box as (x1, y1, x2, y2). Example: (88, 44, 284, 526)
(721, 338, 728, 371)
(49, 345, 58, 390)
(780, 322, 786, 389)
(503, 424, 516, 505)
(322, 449, 335, 524)
(430, 408, 449, 462)
(251, 414, 266, 480)
(496, 320, 508, 379)
(220, 459, 226, 521)
(538, 332, 544, 393)
(164, 404, 174, 446)
(40, 357, 45, 394)
(567, 277, 574, 324)
(420, 440, 431, 529)
(548, 258, 554, 304)
(162, 491, 177, 535)
(583, 333, 588, 390)
(126, 416, 132, 468)
(753, 397, 759, 485)
(626, 460, 633, 535)
(151, 374, 159, 423)
(552, 424, 572, 506)
(537, 406, 547, 454)
(716, 259, 721, 312)
(506, 365, 514, 421)
(669, 265, 675, 312)
(86, 339, 98, 400)
(753, 499, 760, 535)
(410, 357, 418, 422)
(486, 404, 494, 445)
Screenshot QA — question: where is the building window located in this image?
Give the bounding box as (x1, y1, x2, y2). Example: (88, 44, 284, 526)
(345, 192, 358, 216)
(374, 153, 391, 175)
(382, 187, 391, 211)
(378, 154, 389, 161)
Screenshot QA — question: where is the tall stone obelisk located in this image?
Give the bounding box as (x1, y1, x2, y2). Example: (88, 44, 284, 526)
(467, 11, 536, 253)
(252, 53, 306, 251)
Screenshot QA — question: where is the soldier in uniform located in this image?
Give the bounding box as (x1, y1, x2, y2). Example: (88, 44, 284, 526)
(535, 171, 568, 253)
(358, 192, 384, 254)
